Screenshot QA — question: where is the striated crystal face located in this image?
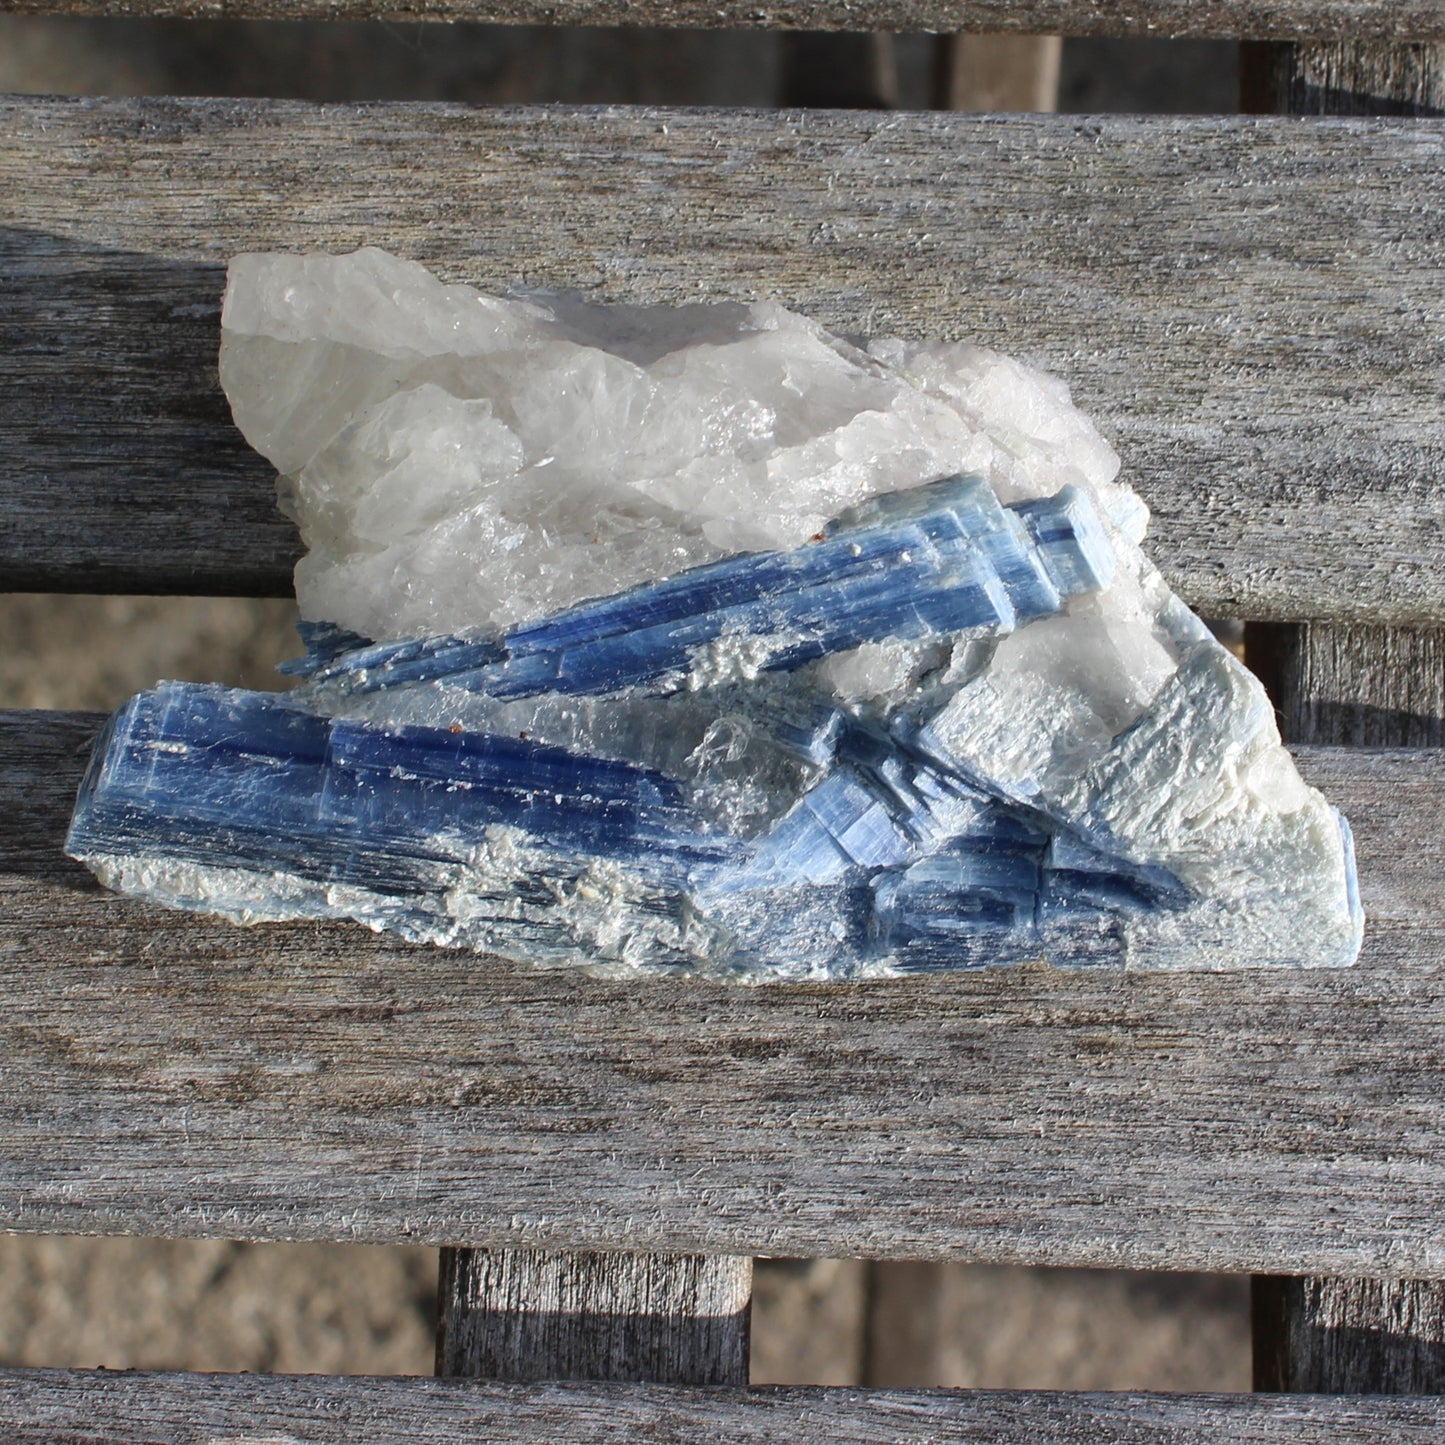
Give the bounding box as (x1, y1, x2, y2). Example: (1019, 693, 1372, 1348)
(66, 248, 1362, 980)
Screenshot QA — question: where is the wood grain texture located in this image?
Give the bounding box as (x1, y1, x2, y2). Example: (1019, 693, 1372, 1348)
(1271, 624, 1445, 747)
(3, 1369, 1445, 1443)
(1266, 39, 1445, 112)
(3, 99, 1444, 622)
(436, 1250, 750, 1382)
(1256, 1279, 1445, 1392)
(3, 709, 1444, 1275)
(1249, 38, 1445, 1397)
(2, 0, 1444, 39)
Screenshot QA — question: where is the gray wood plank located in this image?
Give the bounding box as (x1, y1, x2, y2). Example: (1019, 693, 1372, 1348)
(1264, 38, 1445, 112)
(1269, 624, 1445, 748)
(436, 1249, 751, 1382)
(1249, 38, 1445, 1397)
(1, 1372, 1445, 1445)
(2, 0, 1444, 40)
(2, 708, 1445, 1274)
(15, 1370, 1445, 1443)
(1256, 1278, 1445, 1392)
(2, 99, 1444, 623)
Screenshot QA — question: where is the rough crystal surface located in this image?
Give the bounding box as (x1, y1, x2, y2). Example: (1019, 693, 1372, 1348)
(66, 248, 1362, 979)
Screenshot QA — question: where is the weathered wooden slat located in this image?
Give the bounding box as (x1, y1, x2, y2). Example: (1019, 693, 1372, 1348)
(1266, 624, 1445, 748)
(1261, 38, 1445, 112)
(2, 1369, 1445, 1443)
(436, 1250, 751, 1383)
(2, 0, 1444, 40)
(2, 99, 1444, 622)
(1249, 38, 1445, 1398)
(2, 709, 1444, 1274)
(1255, 1278, 1445, 1393)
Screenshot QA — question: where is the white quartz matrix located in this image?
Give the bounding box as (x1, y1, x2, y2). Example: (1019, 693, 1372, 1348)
(221, 247, 1136, 641)
(215, 246, 1362, 974)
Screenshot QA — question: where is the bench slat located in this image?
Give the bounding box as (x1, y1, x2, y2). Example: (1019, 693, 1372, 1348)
(1, 0, 1443, 40)
(3, 709, 1444, 1275)
(3, 99, 1444, 621)
(1247, 41, 1445, 1402)
(4, 1370, 1445, 1442)
(435, 1250, 752, 1383)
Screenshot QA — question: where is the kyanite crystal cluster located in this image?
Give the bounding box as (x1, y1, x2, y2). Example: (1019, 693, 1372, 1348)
(67, 248, 1362, 979)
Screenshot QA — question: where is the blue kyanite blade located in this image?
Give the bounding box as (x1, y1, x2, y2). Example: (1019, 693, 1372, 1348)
(62, 470, 1220, 976)
(1011, 490, 1115, 600)
(66, 683, 734, 901)
(694, 688, 1191, 968)
(278, 619, 376, 675)
(67, 674, 1193, 976)
(293, 476, 1116, 700)
(870, 824, 1191, 973)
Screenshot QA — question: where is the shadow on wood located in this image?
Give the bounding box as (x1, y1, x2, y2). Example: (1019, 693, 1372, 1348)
(1255, 1277, 1445, 1393)
(435, 1249, 750, 1384)
(0, 226, 295, 595)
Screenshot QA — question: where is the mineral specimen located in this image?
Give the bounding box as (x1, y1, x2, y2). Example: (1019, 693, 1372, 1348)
(66, 248, 1362, 979)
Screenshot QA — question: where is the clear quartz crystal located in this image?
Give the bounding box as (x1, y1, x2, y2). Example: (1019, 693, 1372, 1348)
(219, 248, 1134, 643)
(64, 248, 1364, 979)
